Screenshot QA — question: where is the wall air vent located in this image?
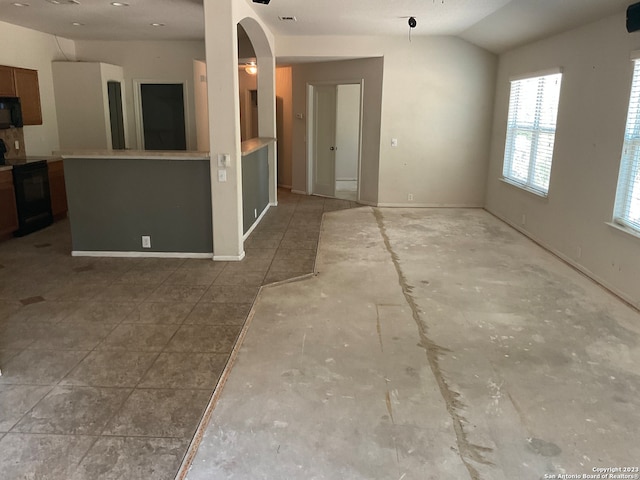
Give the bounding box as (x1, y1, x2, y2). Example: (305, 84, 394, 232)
(278, 16, 297, 22)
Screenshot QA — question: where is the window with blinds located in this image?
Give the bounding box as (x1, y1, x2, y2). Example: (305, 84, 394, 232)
(502, 72, 563, 196)
(614, 60, 640, 234)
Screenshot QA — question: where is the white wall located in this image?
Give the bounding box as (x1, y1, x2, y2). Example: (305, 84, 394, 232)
(52, 62, 126, 150)
(276, 66, 293, 188)
(376, 36, 496, 207)
(281, 35, 497, 206)
(193, 59, 209, 151)
(0, 21, 76, 155)
(335, 84, 360, 181)
(485, 13, 640, 308)
(74, 40, 205, 150)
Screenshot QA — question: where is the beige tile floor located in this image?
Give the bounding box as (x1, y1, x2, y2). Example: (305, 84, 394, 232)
(0, 189, 357, 480)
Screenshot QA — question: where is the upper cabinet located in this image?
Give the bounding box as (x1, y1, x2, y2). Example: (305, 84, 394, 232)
(0, 65, 16, 96)
(0, 65, 43, 125)
(14, 68, 42, 125)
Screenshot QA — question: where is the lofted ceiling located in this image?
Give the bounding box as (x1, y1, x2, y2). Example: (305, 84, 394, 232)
(0, 0, 632, 53)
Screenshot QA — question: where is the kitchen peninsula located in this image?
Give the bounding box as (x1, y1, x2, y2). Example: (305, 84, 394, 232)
(60, 150, 213, 257)
(60, 138, 274, 258)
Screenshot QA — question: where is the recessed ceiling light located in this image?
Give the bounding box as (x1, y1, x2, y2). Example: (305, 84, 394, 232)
(12, 2, 30, 6)
(110, 2, 128, 6)
(278, 16, 297, 22)
(72, 22, 84, 26)
(150, 23, 165, 27)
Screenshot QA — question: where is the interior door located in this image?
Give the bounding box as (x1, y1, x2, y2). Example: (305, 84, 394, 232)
(313, 85, 337, 197)
(140, 83, 187, 151)
(107, 81, 125, 150)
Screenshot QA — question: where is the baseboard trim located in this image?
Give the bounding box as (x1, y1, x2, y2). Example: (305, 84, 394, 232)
(277, 184, 292, 189)
(71, 251, 213, 259)
(376, 202, 484, 208)
(213, 251, 245, 261)
(291, 189, 307, 195)
(487, 208, 639, 311)
(243, 204, 271, 241)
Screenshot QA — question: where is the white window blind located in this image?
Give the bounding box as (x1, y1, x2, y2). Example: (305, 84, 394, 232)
(614, 60, 640, 234)
(502, 72, 563, 196)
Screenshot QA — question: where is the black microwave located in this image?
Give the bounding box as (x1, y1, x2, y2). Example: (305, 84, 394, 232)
(0, 97, 24, 129)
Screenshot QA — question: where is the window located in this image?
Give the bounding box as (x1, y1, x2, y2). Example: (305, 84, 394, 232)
(502, 72, 563, 196)
(614, 59, 640, 234)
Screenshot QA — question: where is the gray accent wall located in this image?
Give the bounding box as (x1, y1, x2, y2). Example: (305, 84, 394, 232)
(242, 147, 269, 234)
(64, 158, 212, 253)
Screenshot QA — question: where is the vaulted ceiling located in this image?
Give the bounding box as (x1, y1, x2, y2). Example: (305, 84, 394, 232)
(0, 0, 632, 54)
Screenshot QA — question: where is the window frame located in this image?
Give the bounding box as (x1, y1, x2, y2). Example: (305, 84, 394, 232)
(502, 70, 563, 198)
(613, 58, 640, 235)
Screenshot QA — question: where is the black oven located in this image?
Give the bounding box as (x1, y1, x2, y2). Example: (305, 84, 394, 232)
(12, 161, 53, 236)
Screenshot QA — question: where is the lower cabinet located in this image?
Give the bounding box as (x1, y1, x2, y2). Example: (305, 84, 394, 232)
(48, 160, 68, 220)
(0, 169, 18, 237)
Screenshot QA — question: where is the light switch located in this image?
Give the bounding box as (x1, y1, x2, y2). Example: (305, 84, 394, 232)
(391, 138, 398, 147)
(217, 153, 230, 167)
(14, 140, 20, 150)
(296, 113, 304, 120)
(218, 169, 227, 182)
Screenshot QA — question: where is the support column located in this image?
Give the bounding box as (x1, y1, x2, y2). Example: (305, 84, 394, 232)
(257, 60, 278, 206)
(203, 0, 244, 260)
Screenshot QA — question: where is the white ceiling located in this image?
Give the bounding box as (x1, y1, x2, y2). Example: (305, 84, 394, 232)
(0, 0, 632, 53)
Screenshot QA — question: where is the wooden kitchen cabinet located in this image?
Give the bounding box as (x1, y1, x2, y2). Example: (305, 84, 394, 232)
(0, 65, 43, 125)
(0, 169, 18, 238)
(14, 68, 42, 125)
(47, 160, 68, 220)
(0, 65, 16, 96)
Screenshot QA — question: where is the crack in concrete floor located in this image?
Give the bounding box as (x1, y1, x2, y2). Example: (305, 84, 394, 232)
(373, 208, 492, 479)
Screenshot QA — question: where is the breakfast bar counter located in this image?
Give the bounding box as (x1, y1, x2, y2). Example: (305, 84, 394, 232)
(60, 150, 213, 257)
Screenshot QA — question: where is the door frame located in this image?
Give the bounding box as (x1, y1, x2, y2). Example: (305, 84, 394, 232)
(306, 80, 364, 200)
(133, 79, 191, 150)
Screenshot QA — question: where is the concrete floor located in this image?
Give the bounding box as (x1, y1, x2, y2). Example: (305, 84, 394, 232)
(0, 190, 357, 480)
(185, 207, 640, 480)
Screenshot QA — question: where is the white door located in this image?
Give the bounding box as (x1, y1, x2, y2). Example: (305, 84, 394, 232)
(312, 85, 337, 197)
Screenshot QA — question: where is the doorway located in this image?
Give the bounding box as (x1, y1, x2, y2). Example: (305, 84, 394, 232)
(134, 82, 187, 150)
(107, 81, 125, 150)
(308, 82, 362, 201)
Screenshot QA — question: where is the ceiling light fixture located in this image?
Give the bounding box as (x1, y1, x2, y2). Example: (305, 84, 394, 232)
(110, 1, 128, 6)
(72, 22, 84, 26)
(11, 2, 30, 6)
(245, 62, 257, 75)
(150, 23, 165, 27)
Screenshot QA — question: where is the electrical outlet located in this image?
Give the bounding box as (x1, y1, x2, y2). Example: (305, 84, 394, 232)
(142, 236, 151, 248)
(218, 169, 227, 182)
(408, 193, 413, 201)
(391, 138, 398, 147)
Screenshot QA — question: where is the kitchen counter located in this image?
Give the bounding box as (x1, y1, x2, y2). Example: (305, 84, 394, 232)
(0, 156, 63, 170)
(55, 150, 209, 161)
(241, 137, 275, 156)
